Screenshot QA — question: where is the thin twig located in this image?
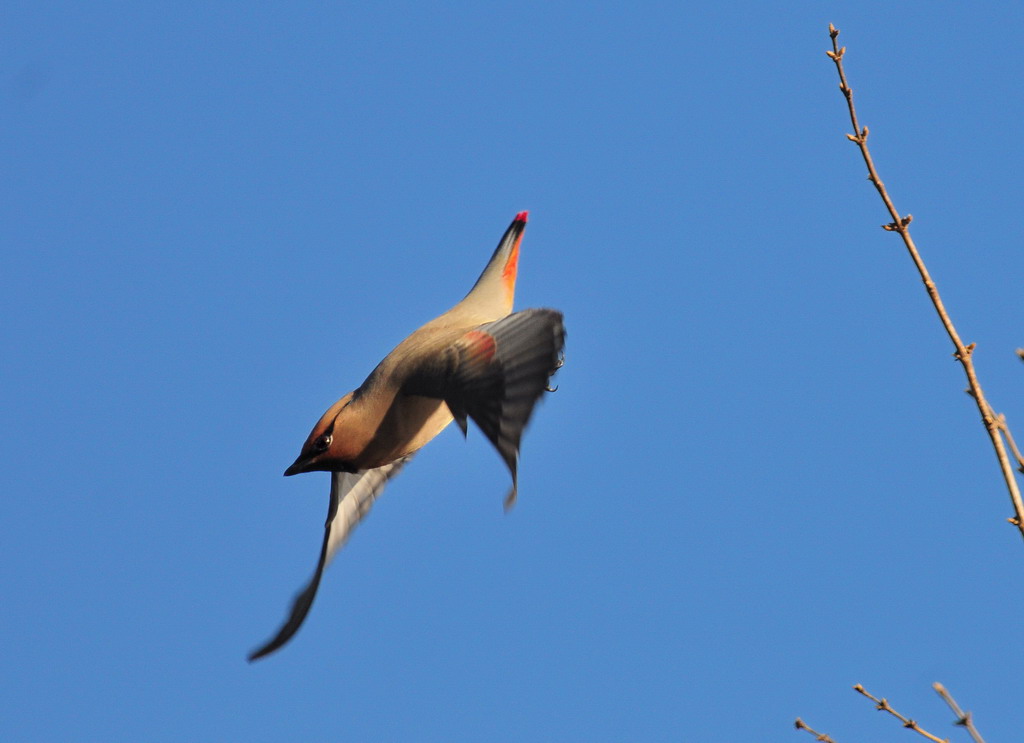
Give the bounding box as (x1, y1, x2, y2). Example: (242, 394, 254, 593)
(853, 684, 949, 743)
(990, 405, 1024, 474)
(933, 683, 986, 743)
(826, 24, 1024, 540)
(794, 717, 841, 743)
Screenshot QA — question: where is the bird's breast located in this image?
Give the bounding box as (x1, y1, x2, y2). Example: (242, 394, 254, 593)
(346, 393, 453, 470)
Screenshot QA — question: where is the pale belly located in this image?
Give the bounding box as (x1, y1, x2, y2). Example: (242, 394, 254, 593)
(355, 394, 454, 469)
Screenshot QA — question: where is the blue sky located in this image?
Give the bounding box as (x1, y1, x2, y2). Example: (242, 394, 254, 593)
(3, 2, 1023, 740)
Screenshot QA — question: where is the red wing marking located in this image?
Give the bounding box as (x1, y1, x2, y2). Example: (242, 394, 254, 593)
(462, 330, 497, 363)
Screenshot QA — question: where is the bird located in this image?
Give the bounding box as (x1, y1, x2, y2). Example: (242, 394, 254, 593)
(248, 211, 565, 661)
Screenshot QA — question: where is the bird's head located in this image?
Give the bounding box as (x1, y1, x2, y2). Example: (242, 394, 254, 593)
(284, 391, 357, 476)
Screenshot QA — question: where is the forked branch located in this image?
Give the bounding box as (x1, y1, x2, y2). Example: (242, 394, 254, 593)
(826, 24, 1024, 541)
(797, 683, 986, 742)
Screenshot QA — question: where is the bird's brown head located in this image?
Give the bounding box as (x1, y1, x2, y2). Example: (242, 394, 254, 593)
(284, 391, 358, 476)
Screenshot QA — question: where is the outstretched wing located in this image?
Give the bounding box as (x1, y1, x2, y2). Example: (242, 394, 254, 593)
(442, 308, 565, 509)
(248, 457, 412, 661)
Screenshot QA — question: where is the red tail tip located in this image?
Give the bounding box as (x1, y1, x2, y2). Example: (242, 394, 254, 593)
(514, 210, 529, 223)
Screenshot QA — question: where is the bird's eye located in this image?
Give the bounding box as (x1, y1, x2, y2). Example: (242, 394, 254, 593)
(312, 433, 332, 453)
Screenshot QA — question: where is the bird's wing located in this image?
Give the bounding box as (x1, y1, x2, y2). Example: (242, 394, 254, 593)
(412, 308, 564, 509)
(248, 456, 412, 662)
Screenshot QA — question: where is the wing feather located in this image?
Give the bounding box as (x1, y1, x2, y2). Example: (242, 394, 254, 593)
(445, 309, 565, 509)
(248, 456, 412, 661)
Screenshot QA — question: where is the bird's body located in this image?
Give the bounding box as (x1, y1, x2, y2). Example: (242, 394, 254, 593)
(249, 212, 564, 661)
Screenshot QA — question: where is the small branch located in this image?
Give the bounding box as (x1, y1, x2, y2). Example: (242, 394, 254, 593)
(990, 405, 1024, 474)
(853, 684, 949, 743)
(826, 24, 1024, 540)
(794, 718, 841, 743)
(933, 683, 986, 743)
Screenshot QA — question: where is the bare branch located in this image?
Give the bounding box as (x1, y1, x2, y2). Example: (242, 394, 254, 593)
(933, 683, 986, 743)
(853, 684, 949, 743)
(990, 405, 1024, 474)
(794, 717, 841, 743)
(826, 24, 1024, 540)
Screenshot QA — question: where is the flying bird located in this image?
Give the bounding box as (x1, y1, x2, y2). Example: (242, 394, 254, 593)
(249, 211, 564, 661)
